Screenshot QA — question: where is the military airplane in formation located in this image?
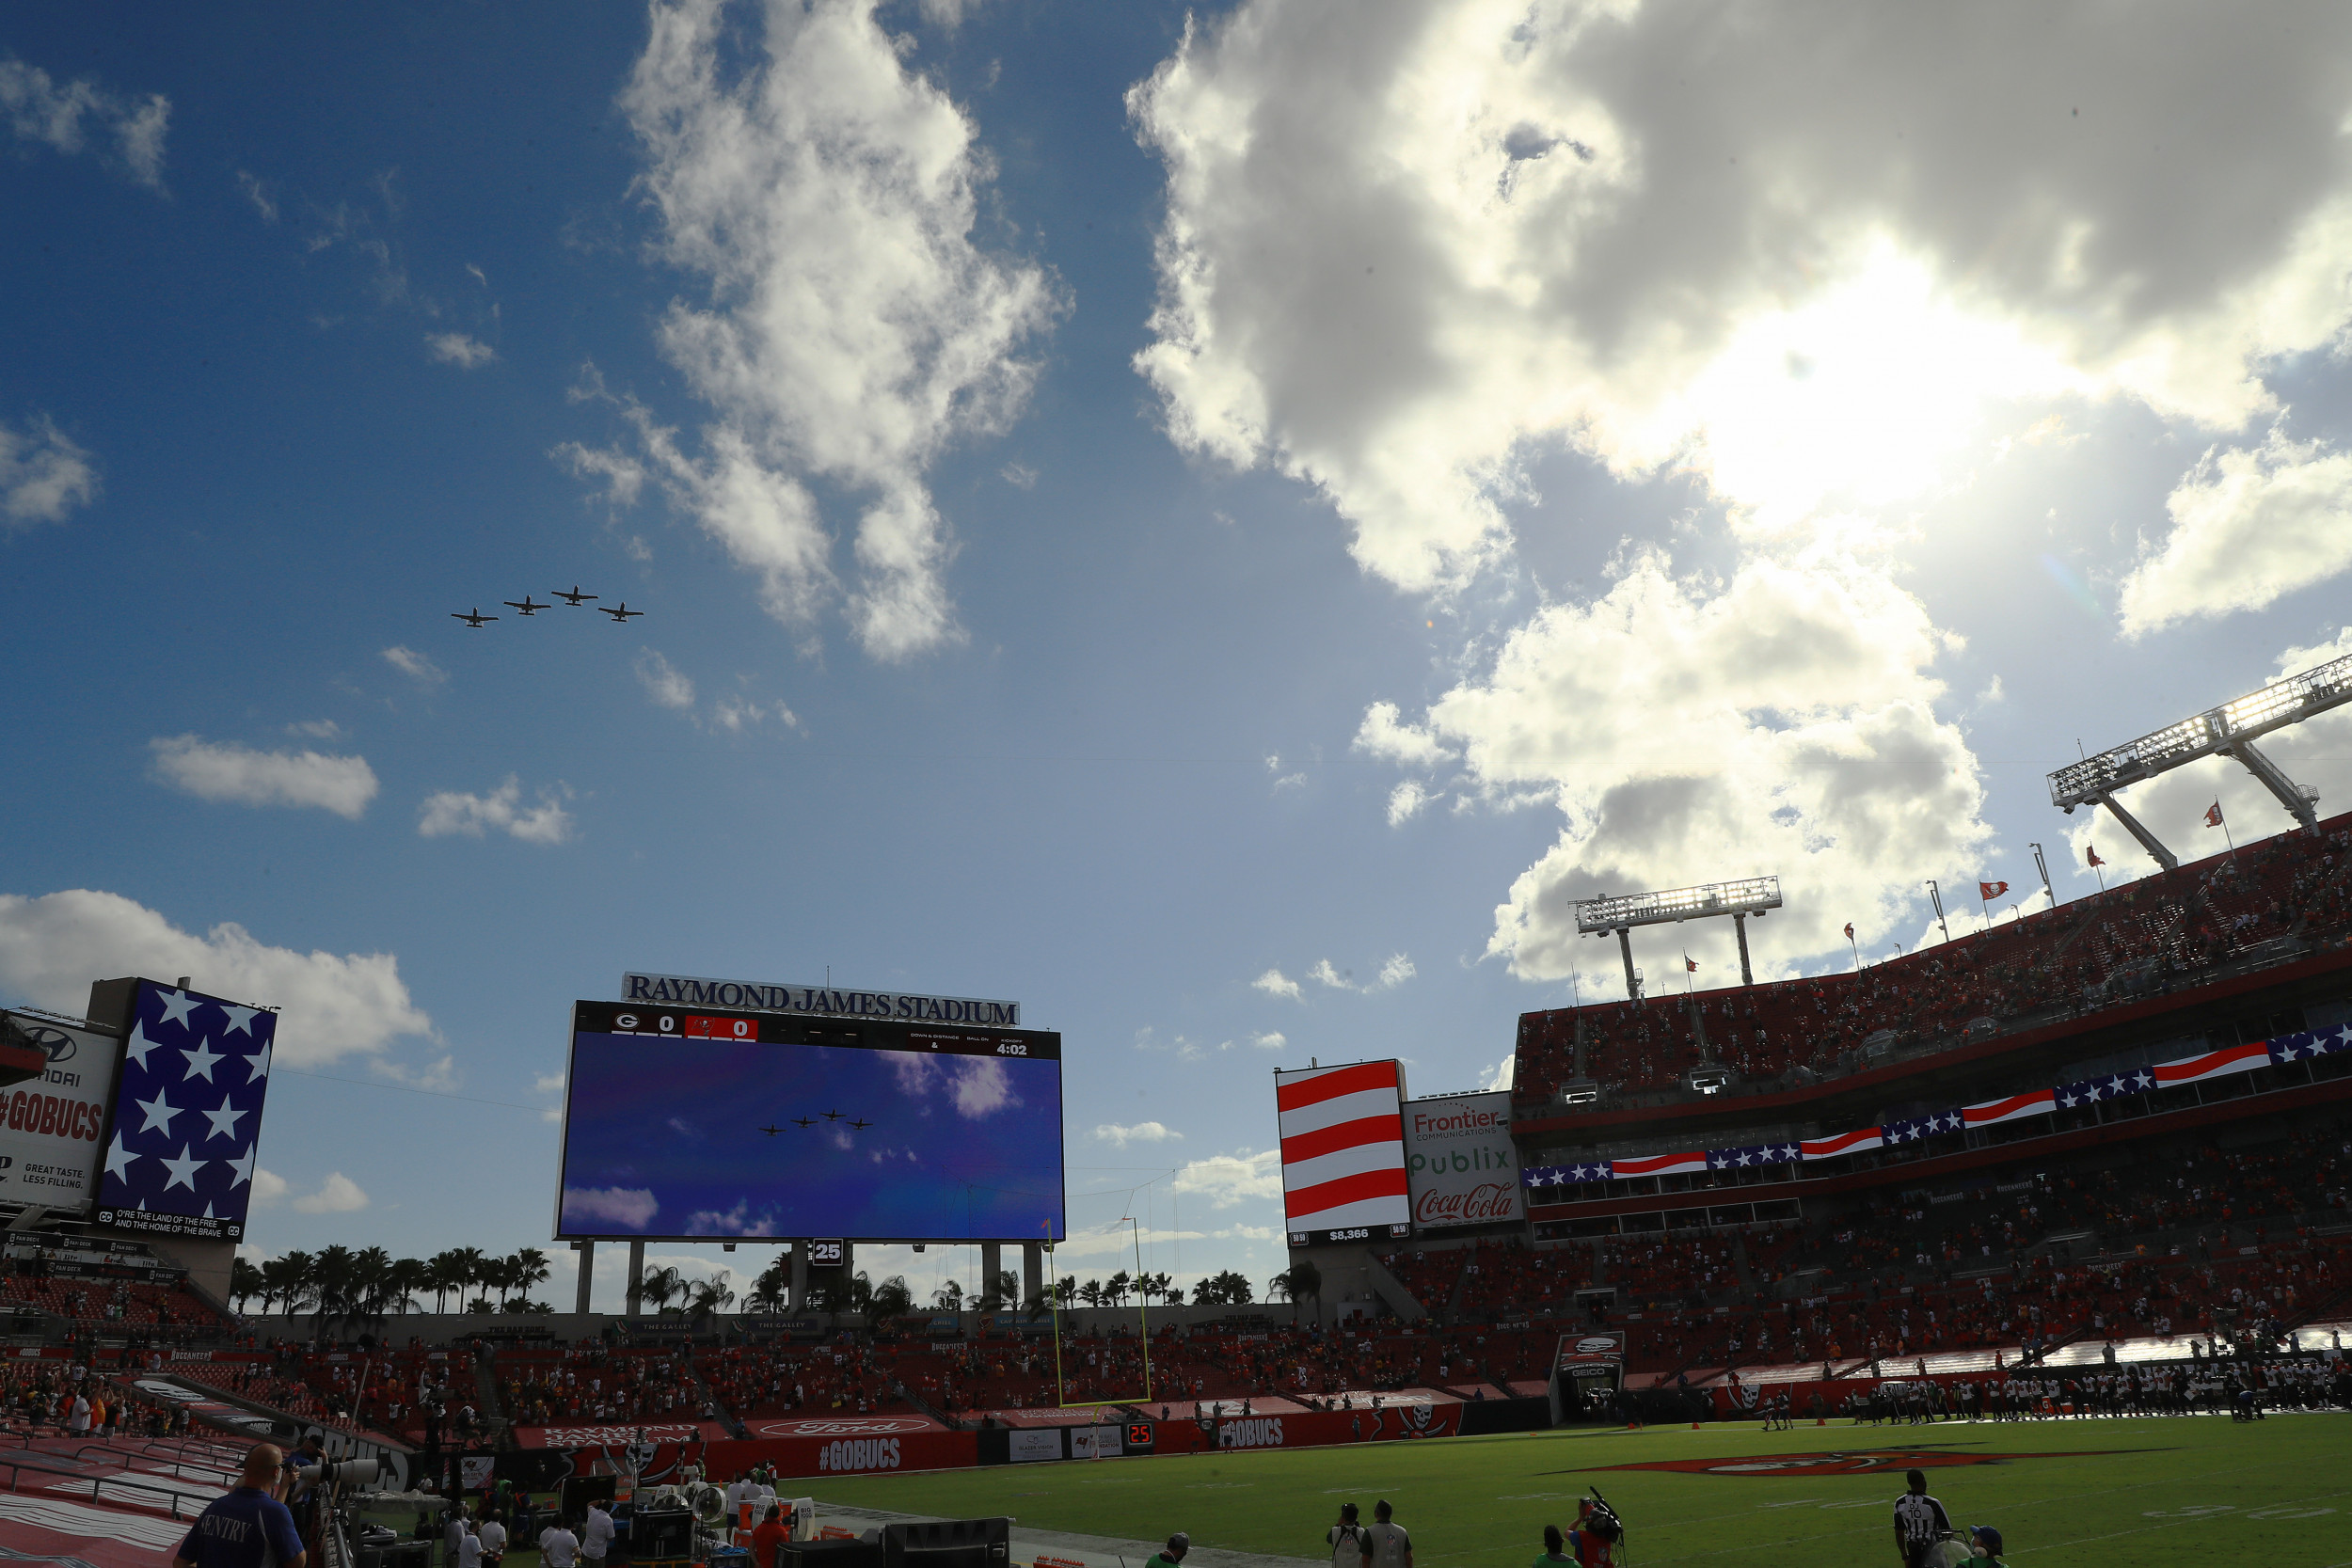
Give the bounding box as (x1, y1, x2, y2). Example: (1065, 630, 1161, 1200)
(599, 602, 645, 622)
(451, 609, 497, 627)
(849, 1117, 872, 1132)
(504, 595, 548, 616)
(759, 1123, 783, 1136)
(552, 586, 597, 606)
(793, 1116, 816, 1129)
(821, 1110, 844, 1121)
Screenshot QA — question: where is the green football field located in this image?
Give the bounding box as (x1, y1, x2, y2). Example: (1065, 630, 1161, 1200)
(804, 1415, 2352, 1566)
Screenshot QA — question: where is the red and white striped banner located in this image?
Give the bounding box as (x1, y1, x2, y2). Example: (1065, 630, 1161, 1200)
(1801, 1128, 1883, 1161)
(1962, 1087, 2056, 1128)
(1274, 1061, 1408, 1231)
(1609, 1150, 1708, 1179)
(2152, 1040, 2270, 1086)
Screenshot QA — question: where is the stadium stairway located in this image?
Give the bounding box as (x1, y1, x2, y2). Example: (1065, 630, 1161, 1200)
(1359, 1252, 1430, 1323)
(687, 1356, 749, 1438)
(890, 1373, 963, 1432)
(472, 1346, 516, 1449)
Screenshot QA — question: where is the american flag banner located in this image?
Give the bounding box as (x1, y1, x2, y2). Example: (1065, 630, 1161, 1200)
(2151, 1040, 2270, 1087)
(2056, 1078, 2111, 1108)
(1611, 1150, 1708, 1178)
(1963, 1088, 2056, 1128)
(1275, 1060, 1408, 1240)
(1801, 1127, 1883, 1160)
(94, 980, 275, 1242)
(2270, 1026, 2351, 1065)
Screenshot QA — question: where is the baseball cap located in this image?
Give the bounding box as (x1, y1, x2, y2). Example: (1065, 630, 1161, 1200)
(1969, 1525, 2003, 1554)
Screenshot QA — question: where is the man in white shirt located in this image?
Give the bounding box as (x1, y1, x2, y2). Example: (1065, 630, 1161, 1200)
(455, 1523, 481, 1568)
(582, 1502, 615, 1568)
(476, 1514, 508, 1568)
(68, 1394, 90, 1435)
(539, 1519, 580, 1568)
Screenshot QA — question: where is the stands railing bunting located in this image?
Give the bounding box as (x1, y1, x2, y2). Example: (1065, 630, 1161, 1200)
(1524, 1024, 2352, 1188)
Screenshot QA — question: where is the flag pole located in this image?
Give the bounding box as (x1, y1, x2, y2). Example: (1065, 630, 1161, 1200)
(1848, 928, 1861, 972)
(2089, 847, 2106, 894)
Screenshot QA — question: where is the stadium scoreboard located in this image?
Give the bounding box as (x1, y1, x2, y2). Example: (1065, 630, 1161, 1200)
(556, 1000, 1066, 1244)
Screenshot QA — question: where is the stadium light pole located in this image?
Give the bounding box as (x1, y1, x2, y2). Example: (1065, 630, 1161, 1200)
(2029, 843, 2053, 911)
(1926, 881, 1951, 944)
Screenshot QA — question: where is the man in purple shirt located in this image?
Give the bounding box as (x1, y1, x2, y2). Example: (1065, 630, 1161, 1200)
(175, 1445, 308, 1568)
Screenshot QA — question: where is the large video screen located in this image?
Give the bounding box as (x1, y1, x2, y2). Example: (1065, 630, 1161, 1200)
(556, 1001, 1065, 1243)
(94, 979, 277, 1243)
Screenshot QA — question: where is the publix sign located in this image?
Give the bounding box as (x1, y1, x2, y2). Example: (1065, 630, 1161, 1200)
(1404, 1090, 1520, 1230)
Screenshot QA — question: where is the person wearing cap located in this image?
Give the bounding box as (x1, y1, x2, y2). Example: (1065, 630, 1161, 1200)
(1564, 1499, 1620, 1568)
(1965, 1525, 2005, 1565)
(1364, 1500, 1411, 1568)
(1147, 1534, 1189, 1568)
(1327, 1503, 1370, 1568)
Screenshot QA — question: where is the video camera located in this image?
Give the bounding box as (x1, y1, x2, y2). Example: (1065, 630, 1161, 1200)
(311, 1456, 383, 1488)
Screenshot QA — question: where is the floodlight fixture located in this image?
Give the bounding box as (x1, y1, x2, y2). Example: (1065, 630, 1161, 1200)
(2047, 649, 2352, 868)
(1574, 875, 1781, 996)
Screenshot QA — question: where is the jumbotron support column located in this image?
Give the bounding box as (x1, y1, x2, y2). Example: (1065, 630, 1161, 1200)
(2096, 793, 2178, 871)
(1022, 1241, 1042, 1309)
(1733, 911, 1755, 988)
(574, 1241, 594, 1314)
(981, 1241, 1003, 1308)
(1616, 927, 1641, 1000)
(2227, 738, 2319, 829)
(790, 1241, 808, 1311)
(625, 1239, 645, 1314)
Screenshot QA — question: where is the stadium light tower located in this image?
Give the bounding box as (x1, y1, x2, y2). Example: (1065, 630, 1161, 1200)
(2047, 650, 2352, 869)
(1575, 876, 1782, 998)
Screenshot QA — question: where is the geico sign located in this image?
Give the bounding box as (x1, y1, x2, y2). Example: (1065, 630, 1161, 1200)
(1217, 1418, 1286, 1450)
(818, 1437, 902, 1472)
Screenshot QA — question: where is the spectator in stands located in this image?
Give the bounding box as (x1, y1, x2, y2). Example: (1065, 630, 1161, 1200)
(173, 1444, 307, 1568)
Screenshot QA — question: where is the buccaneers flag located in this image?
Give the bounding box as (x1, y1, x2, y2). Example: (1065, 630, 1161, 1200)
(2205, 801, 2226, 827)
(2087, 846, 2105, 867)
(1979, 880, 2009, 899)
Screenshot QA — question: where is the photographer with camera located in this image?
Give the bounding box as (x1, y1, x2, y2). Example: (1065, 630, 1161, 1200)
(172, 1445, 307, 1568)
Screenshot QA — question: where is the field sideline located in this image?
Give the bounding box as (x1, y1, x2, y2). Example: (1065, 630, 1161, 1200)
(804, 1415, 2352, 1566)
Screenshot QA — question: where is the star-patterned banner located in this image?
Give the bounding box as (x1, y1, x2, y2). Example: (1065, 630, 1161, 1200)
(1520, 1023, 2351, 1192)
(93, 979, 275, 1242)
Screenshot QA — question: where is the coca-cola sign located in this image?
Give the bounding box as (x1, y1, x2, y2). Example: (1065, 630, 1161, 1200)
(1403, 1090, 1521, 1230)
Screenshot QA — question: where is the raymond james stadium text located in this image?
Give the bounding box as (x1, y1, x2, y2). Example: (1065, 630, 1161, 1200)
(622, 974, 1018, 1026)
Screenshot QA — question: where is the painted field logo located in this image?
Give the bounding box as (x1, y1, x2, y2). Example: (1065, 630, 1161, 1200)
(818, 1437, 902, 1472)
(1218, 1418, 1286, 1450)
(1595, 1446, 2141, 1477)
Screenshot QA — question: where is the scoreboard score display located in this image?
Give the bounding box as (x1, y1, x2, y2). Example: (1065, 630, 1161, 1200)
(556, 1001, 1066, 1243)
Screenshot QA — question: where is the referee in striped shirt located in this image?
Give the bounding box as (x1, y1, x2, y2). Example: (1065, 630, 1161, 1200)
(1892, 1469, 1952, 1567)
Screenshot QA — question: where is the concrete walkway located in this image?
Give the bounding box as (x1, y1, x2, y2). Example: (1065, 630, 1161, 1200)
(813, 1500, 1323, 1568)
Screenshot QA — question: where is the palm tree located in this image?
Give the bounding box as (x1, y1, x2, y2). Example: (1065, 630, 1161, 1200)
(686, 1272, 736, 1316)
(446, 1246, 487, 1309)
(509, 1248, 551, 1308)
(387, 1258, 429, 1315)
(309, 1244, 358, 1332)
(932, 1279, 964, 1312)
(230, 1257, 265, 1313)
(263, 1251, 315, 1316)
(869, 1275, 913, 1323)
(746, 1254, 791, 1312)
(425, 1250, 467, 1313)
(639, 1265, 685, 1313)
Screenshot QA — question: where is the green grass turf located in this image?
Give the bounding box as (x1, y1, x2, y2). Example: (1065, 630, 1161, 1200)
(803, 1415, 2352, 1566)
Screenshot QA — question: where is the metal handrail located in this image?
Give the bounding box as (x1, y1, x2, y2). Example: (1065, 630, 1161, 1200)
(0, 1451, 215, 1521)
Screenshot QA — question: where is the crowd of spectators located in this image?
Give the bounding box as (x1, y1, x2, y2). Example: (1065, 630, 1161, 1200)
(1514, 819, 2352, 1101)
(499, 1345, 708, 1427)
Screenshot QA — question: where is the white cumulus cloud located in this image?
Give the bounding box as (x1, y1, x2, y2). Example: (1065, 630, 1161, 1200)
(292, 1172, 369, 1213)
(249, 1167, 290, 1206)
(564, 0, 1064, 659)
(1131, 0, 2352, 978)
(0, 415, 99, 528)
(425, 331, 498, 369)
(564, 1185, 659, 1230)
(2120, 429, 2352, 634)
(1170, 1148, 1281, 1209)
(635, 648, 696, 710)
(1250, 967, 1302, 1001)
(1093, 1120, 1183, 1147)
(0, 888, 433, 1067)
(418, 777, 574, 845)
(381, 645, 446, 687)
(0, 56, 169, 186)
(150, 736, 379, 819)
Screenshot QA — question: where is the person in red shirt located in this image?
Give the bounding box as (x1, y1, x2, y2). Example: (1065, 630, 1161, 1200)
(750, 1504, 791, 1568)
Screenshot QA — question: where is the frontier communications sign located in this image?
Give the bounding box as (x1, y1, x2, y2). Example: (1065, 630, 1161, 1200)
(621, 974, 1020, 1027)
(1405, 1090, 1520, 1230)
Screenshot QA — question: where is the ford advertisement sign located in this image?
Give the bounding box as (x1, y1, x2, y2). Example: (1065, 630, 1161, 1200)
(1404, 1089, 1519, 1230)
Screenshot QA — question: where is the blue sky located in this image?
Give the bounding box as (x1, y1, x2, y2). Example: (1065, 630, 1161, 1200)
(8, 1, 2352, 1308)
